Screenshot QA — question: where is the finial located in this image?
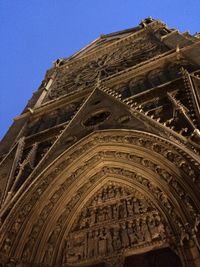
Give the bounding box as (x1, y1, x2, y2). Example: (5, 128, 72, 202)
(53, 58, 64, 67)
(139, 17, 154, 28)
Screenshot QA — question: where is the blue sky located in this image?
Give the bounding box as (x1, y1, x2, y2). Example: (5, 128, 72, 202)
(0, 0, 199, 140)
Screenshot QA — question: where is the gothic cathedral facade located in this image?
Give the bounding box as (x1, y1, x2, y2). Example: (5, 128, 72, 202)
(0, 18, 200, 267)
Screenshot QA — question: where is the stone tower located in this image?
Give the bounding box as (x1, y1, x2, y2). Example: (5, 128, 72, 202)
(0, 18, 200, 267)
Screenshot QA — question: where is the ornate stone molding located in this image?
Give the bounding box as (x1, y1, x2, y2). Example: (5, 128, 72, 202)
(0, 130, 200, 265)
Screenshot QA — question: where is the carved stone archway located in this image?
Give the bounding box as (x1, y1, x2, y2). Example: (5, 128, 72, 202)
(0, 130, 200, 267)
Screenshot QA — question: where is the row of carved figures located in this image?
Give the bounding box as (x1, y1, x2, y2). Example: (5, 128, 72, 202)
(91, 186, 130, 204)
(77, 196, 150, 230)
(64, 214, 166, 263)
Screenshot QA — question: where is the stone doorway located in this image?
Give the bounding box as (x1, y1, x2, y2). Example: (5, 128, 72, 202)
(124, 247, 183, 267)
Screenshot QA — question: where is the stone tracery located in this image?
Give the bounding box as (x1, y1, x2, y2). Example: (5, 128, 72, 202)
(44, 34, 168, 102)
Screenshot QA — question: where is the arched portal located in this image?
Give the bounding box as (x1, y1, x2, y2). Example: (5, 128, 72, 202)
(0, 130, 200, 267)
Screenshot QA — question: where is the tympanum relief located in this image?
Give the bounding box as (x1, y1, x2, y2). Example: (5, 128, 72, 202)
(62, 183, 167, 265)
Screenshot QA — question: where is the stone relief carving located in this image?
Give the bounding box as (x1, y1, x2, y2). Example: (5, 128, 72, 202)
(62, 183, 167, 264)
(1, 132, 199, 259)
(45, 35, 168, 101)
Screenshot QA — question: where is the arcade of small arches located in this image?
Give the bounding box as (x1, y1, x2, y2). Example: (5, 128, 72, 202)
(0, 130, 200, 267)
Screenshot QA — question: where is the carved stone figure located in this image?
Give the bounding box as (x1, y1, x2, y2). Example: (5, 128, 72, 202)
(126, 199, 134, 216)
(22, 238, 35, 262)
(154, 214, 166, 239)
(113, 227, 121, 250)
(11, 218, 22, 234)
(48, 224, 61, 244)
(2, 237, 12, 256)
(108, 185, 115, 198)
(119, 200, 127, 218)
(141, 218, 151, 242)
(94, 230, 99, 256)
(74, 233, 86, 260)
(98, 207, 105, 222)
(98, 228, 107, 256)
(88, 231, 95, 257)
(105, 228, 113, 254)
(112, 204, 119, 220)
(43, 243, 53, 264)
(62, 239, 77, 263)
(120, 223, 129, 248)
(105, 205, 112, 220)
(147, 217, 158, 240)
(89, 209, 96, 225)
(132, 198, 140, 213)
(80, 210, 89, 229)
(127, 221, 137, 245)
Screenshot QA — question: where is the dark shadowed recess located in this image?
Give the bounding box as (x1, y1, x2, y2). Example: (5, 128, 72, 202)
(124, 247, 182, 267)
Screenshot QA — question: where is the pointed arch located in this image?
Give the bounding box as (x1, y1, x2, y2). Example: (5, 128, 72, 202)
(0, 130, 199, 266)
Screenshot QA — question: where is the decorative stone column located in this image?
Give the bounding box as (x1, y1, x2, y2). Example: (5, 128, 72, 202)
(177, 240, 200, 267)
